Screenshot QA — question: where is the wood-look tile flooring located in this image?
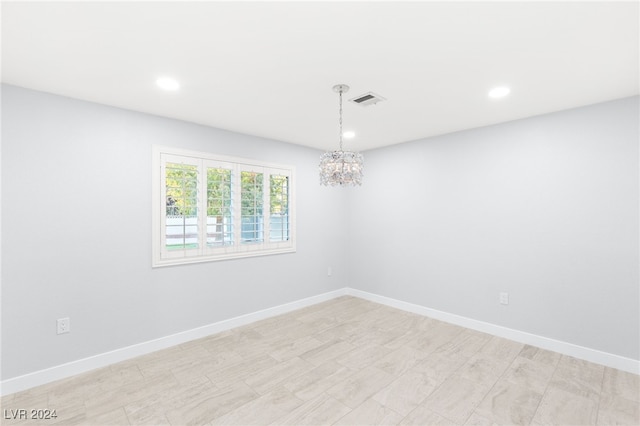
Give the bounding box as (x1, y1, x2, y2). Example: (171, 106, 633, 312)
(1, 296, 639, 425)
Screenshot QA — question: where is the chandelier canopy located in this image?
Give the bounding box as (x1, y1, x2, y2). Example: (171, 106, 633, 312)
(319, 84, 364, 186)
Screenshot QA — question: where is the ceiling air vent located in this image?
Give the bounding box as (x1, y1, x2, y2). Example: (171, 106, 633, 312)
(349, 92, 386, 107)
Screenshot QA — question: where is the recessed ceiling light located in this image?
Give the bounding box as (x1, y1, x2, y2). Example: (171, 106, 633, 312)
(156, 77, 180, 91)
(488, 86, 510, 99)
(343, 131, 355, 139)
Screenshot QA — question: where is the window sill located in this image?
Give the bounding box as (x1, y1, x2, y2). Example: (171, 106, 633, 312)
(152, 246, 296, 268)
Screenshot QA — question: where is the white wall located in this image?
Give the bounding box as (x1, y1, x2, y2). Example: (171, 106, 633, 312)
(1, 84, 349, 380)
(2, 85, 638, 385)
(348, 96, 639, 360)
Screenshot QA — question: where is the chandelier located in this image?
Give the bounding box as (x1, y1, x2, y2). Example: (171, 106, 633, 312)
(319, 84, 364, 186)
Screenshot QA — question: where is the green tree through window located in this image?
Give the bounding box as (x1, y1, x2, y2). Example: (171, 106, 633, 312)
(270, 175, 289, 241)
(165, 163, 198, 250)
(207, 168, 233, 246)
(241, 171, 264, 243)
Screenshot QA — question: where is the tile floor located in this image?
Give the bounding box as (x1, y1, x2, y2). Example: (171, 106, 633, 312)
(1, 296, 638, 425)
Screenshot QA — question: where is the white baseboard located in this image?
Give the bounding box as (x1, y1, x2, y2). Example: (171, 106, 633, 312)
(346, 288, 640, 375)
(0, 288, 348, 396)
(2, 286, 638, 396)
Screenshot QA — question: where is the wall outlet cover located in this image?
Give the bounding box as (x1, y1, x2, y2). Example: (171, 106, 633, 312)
(57, 318, 70, 334)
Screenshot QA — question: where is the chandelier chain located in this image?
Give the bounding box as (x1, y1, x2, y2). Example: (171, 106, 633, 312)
(338, 88, 343, 151)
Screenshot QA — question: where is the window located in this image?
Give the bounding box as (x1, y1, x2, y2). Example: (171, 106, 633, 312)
(153, 146, 295, 266)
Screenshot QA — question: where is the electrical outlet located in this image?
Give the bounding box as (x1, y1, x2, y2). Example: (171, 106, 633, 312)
(327, 266, 332, 277)
(499, 292, 509, 305)
(57, 317, 70, 334)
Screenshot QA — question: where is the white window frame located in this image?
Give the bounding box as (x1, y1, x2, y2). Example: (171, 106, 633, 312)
(152, 146, 296, 267)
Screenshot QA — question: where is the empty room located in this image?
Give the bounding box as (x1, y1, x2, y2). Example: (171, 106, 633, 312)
(1, 1, 638, 425)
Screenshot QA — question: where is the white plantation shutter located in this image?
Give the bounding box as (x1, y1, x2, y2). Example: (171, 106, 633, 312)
(161, 154, 201, 260)
(203, 160, 235, 257)
(268, 169, 291, 247)
(153, 147, 295, 267)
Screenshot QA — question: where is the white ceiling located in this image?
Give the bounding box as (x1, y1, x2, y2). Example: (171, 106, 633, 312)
(2, 1, 638, 152)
